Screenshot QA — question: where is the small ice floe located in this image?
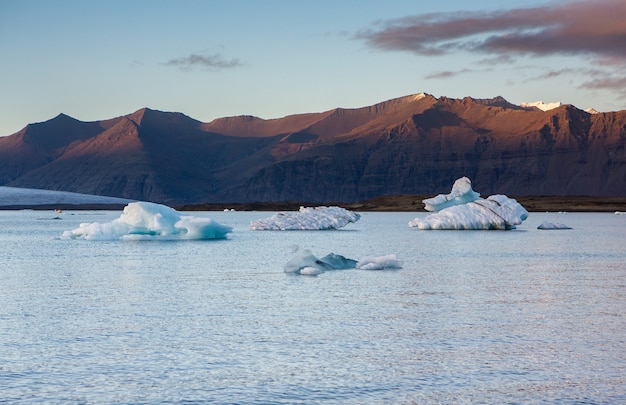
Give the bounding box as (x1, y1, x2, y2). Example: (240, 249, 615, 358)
(537, 221, 572, 230)
(250, 206, 360, 230)
(409, 177, 528, 230)
(356, 255, 403, 270)
(284, 248, 401, 275)
(60, 201, 233, 240)
(615, 211, 625, 215)
(299, 266, 324, 276)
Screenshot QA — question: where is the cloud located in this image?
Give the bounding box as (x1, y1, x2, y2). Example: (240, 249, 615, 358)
(425, 68, 488, 79)
(478, 55, 515, 66)
(164, 52, 243, 71)
(355, 0, 626, 62)
(581, 76, 626, 95)
(355, 0, 626, 97)
(531, 68, 577, 80)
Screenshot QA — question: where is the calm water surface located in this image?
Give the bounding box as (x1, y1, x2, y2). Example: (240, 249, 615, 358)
(1, 210, 625, 404)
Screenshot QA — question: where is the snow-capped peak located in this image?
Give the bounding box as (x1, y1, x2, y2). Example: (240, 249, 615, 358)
(520, 101, 562, 111)
(585, 107, 599, 114)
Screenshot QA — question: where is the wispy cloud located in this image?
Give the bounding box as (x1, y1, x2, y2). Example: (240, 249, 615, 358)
(581, 76, 626, 96)
(530, 68, 578, 80)
(355, 0, 626, 95)
(477, 55, 515, 66)
(425, 68, 488, 79)
(355, 0, 626, 60)
(524, 67, 625, 90)
(164, 52, 243, 71)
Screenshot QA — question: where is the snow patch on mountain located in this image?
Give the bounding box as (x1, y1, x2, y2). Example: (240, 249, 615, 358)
(520, 101, 562, 111)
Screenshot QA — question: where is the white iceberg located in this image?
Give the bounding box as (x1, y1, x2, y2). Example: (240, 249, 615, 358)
(537, 221, 571, 230)
(422, 177, 480, 212)
(250, 206, 360, 230)
(61, 201, 233, 240)
(409, 178, 528, 230)
(356, 255, 403, 270)
(284, 248, 401, 275)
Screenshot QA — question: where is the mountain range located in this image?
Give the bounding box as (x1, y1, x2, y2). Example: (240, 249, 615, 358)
(1, 93, 625, 204)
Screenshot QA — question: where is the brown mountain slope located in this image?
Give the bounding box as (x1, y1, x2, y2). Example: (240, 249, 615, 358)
(217, 97, 626, 202)
(1, 94, 625, 204)
(0, 113, 113, 184)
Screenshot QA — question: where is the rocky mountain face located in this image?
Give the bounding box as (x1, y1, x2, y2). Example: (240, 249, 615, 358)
(1, 93, 625, 204)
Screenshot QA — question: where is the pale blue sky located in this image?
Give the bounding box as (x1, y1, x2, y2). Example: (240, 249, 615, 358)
(1, 0, 625, 136)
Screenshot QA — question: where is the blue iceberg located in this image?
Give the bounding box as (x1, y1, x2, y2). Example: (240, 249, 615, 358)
(61, 201, 233, 240)
(284, 248, 402, 275)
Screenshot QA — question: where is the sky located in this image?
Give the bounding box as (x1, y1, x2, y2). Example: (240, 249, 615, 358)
(1, 0, 625, 136)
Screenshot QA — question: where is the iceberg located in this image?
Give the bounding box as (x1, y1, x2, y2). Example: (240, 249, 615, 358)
(356, 255, 403, 270)
(422, 177, 480, 212)
(250, 206, 360, 230)
(283, 249, 357, 274)
(409, 178, 528, 230)
(283, 248, 401, 275)
(537, 221, 572, 230)
(61, 201, 233, 240)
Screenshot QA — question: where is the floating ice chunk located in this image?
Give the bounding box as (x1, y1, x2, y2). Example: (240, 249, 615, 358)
(250, 206, 360, 230)
(300, 267, 324, 276)
(615, 211, 625, 215)
(410, 179, 529, 230)
(284, 247, 400, 275)
(319, 253, 358, 270)
(61, 201, 232, 240)
(422, 177, 480, 212)
(537, 221, 572, 230)
(356, 254, 403, 270)
(283, 248, 326, 274)
(283, 249, 357, 274)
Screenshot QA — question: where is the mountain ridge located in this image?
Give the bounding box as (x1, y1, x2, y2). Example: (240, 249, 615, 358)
(1, 93, 625, 204)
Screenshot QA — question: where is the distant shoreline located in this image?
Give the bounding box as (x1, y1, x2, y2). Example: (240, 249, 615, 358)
(2, 196, 625, 212)
(176, 195, 626, 213)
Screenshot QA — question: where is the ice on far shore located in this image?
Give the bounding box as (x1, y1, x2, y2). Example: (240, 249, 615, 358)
(0, 186, 133, 207)
(409, 177, 528, 230)
(61, 201, 233, 240)
(250, 206, 360, 230)
(284, 248, 402, 275)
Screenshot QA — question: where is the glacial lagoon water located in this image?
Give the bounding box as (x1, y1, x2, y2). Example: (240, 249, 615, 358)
(1, 209, 625, 404)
